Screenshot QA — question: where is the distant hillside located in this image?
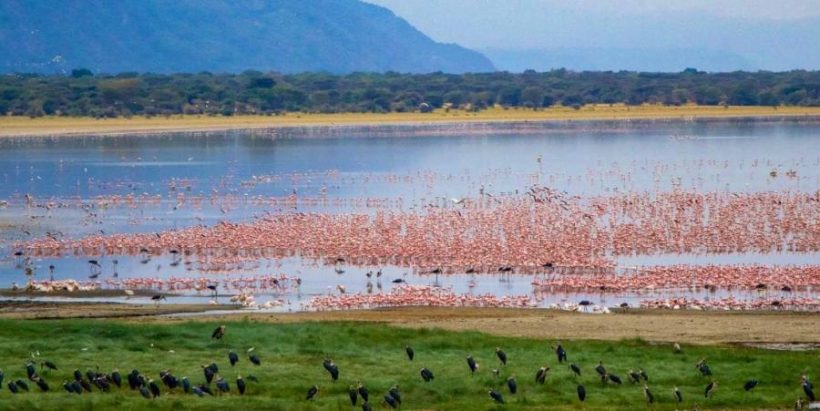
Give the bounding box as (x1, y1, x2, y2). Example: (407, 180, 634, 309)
(0, 0, 494, 74)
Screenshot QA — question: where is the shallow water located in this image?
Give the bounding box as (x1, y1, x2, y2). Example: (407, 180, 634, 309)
(1, 120, 818, 310)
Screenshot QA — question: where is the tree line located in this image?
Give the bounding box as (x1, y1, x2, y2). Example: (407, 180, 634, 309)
(0, 69, 818, 118)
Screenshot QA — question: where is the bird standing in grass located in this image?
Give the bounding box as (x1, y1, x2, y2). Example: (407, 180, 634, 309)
(348, 385, 358, 405)
(236, 376, 246, 395)
(570, 363, 581, 377)
(323, 359, 339, 381)
(489, 389, 505, 404)
(705, 381, 718, 398)
(306, 384, 319, 400)
(802, 378, 815, 402)
(384, 394, 399, 409)
(211, 325, 226, 340)
(357, 382, 369, 402)
(535, 366, 549, 384)
(388, 385, 401, 405)
(744, 379, 758, 391)
(405, 345, 414, 361)
(228, 351, 239, 366)
(577, 384, 586, 402)
(644, 384, 654, 403)
(674, 386, 683, 403)
(595, 362, 607, 380)
(554, 344, 567, 363)
(215, 377, 229, 393)
(420, 367, 434, 382)
(507, 376, 517, 394)
(466, 355, 478, 375)
(496, 347, 507, 366)
(148, 379, 160, 397)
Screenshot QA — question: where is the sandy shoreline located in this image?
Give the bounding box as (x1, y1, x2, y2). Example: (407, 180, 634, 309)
(2, 105, 820, 138)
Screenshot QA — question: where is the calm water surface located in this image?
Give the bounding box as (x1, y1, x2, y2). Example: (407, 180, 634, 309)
(1, 121, 818, 310)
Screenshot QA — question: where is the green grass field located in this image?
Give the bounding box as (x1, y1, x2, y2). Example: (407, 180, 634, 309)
(0, 319, 813, 410)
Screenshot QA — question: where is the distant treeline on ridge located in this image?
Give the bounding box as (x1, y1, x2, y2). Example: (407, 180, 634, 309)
(1, 69, 818, 117)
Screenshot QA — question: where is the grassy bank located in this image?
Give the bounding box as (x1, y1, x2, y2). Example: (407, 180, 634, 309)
(2, 105, 820, 137)
(0, 319, 813, 410)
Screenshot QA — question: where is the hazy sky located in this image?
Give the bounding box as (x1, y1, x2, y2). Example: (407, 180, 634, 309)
(366, 0, 820, 49)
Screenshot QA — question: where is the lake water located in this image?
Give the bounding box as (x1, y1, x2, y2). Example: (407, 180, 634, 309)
(1, 120, 818, 311)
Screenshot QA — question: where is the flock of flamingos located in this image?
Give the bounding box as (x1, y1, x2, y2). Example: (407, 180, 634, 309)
(11, 168, 820, 312)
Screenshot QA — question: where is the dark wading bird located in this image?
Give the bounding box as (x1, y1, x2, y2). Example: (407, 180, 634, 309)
(570, 363, 581, 377)
(696, 359, 712, 376)
(139, 385, 151, 399)
(744, 379, 758, 391)
(420, 367, 434, 382)
(507, 376, 517, 394)
(41, 360, 57, 371)
(496, 347, 507, 366)
(202, 365, 215, 384)
(306, 385, 319, 400)
(608, 373, 623, 385)
(388, 385, 401, 404)
(405, 345, 414, 361)
(215, 377, 229, 393)
(802, 379, 815, 402)
(629, 369, 641, 384)
(323, 359, 339, 381)
(644, 384, 654, 403)
(198, 384, 213, 396)
(674, 386, 683, 403)
(26, 362, 37, 380)
(8, 381, 20, 394)
(181, 376, 191, 393)
(111, 370, 122, 388)
(383, 394, 399, 409)
(348, 385, 358, 405)
(639, 368, 648, 381)
(554, 344, 567, 363)
(236, 376, 246, 395)
(577, 384, 586, 402)
(211, 325, 226, 340)
(535, 366, 550, 384)
(15, 379, 29, 391)
(229, 351, 239, 366)
(595, 362, 607, 379)
(34, 377, 49, 391)
(466, 355, 478, 375)
(249, 353, 261, 366)
(148, 379, 161, 397)
(357, 382, 369, 402)
(489, 389, 505, 404)
(705, 381, 718, 398)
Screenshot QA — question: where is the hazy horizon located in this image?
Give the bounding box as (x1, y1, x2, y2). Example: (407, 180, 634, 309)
(367, 0, 820, 72)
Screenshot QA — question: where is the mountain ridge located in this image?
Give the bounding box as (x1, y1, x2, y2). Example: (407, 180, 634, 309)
(0, 0, 494, 74)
